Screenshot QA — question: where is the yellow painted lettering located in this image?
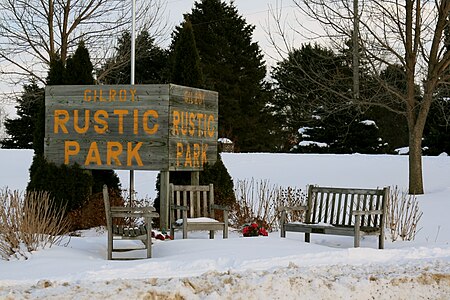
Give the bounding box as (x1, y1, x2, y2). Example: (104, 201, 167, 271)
(189, 113, 195, 136)
(181, 112, 188, 135)
(64, 141, 79, 164)
(193, 143, 201, 167)
(109, 89, 117, 102)
(130, 89, 137, 101)
(207, 115, 215, 137)
(119, 89, 127, 102)
(85, 142, 102, 166)
(113, 109, 128, 134)
(127, 142, 143, 166)
(197, 113, 204, 137)
(133, 109, 139, 134)
(73, 109, 90, 134)
(176, 142, 183, 167)
(94, 110, 108, 134)
(143, 110, 159, 135)
(84, 89, 92, 102)
(172, 111, 180, 135)
(184, 143, 192, 167)
(107, 141, 122, 166)
(54, 110, 69, 134)
(201, 143, 208, 165)
(99, 90, 106, 102)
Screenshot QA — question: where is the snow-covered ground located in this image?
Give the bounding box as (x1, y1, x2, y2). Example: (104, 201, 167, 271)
(1, 150, 450, 299)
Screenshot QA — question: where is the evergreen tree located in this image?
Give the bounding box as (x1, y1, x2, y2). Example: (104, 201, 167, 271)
(1, 81, 43, 149)
(423, 15, 450, 155)
(366, 65, 409, 153)
(271, 43, 387, 154)
(153, 13, 236, 214)
(65, 41, 95, 85)
(98, 30, 169, 84)
(171, 18, 203, 88)
(170, 0, 275, 151)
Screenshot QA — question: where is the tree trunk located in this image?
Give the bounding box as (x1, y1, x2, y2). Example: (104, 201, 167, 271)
(408, 129, 424, 195)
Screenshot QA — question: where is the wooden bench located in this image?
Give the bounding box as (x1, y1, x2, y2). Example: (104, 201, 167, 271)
(169, 184, 229, 239)
(103, 185, 159, 260)
(279, 185, 389, 249)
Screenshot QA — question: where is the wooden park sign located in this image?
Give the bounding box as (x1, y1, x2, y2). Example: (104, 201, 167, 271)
(44, 84, 218, 171)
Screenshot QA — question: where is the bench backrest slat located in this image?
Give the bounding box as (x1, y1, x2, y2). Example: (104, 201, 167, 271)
(307, 185, 388, 228)
(170, 184, 214, 220)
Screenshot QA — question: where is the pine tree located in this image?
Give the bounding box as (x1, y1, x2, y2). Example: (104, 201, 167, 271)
(271, 43, 385, 154)
(65, 41, 94, 85)
(1, 81, 43, 149)
(153, 13, 236, 214)
(366, 64, 409, 153)
(423, 15, 450, 155)
(170, 0, 274, 151)
(171, 18, 203, 88)
(98, 30, 169, 84)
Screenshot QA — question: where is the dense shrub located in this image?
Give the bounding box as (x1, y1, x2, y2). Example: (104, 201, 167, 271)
(27, 155, 93, 212)
(200, 155, 236, 208)
(27, 156, 122, 231)
(67, 187, 124, 232)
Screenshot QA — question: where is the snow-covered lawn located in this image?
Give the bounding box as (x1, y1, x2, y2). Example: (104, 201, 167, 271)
(1, 150, 450, 299)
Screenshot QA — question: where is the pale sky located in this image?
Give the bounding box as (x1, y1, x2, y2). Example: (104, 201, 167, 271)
(162, 0, 306, 67)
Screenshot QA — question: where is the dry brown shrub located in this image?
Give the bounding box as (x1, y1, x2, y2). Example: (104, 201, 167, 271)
(386, 186, 423, 241)
(0, 188, 70, 260)
(230, 178, 306, 231)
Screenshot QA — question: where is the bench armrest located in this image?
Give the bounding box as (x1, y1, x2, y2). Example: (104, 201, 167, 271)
(352, 210, 383, 216)
(278, 205, 307, 212)
(211, 204, 229, 211)
(111, 206, 156, 213)
(111, 211, 159, 218)
(110, 206, 158, 218)
(171, 204, 189, 211)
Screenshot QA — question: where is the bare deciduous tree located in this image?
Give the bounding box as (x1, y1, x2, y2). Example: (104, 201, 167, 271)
(0, 0, 168, 86)
(269, 0, 450, 194)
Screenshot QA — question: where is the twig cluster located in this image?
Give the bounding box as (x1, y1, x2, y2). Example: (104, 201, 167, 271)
(230, 178, 306, 231)
(0, 188, 69, 260)
(386, 186, 423, 241)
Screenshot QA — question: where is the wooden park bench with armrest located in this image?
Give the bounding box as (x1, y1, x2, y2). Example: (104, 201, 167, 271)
(279, 185, 389, 249)
(169, 184, 229, 239)
(103, 185, 159, 260)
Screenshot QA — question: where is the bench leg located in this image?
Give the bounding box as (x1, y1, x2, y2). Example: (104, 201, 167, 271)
(146, 221, 152, 258)
(305, 232, 310, 243)
(223, 211, 229, 239)
(280, 211, 286, 238)
(379, 233, 384, 249)
(354, 215, 361, 248)
(209, 230, 215, 239)
(107, 226, 113, 260)
(182, 225, 188, 239)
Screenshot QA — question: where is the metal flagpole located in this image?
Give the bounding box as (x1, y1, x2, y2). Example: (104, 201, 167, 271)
(353, 0, 359, 102)
(130, 0, 136, 202)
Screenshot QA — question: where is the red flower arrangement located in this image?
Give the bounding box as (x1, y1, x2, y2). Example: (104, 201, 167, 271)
(242, 223, 269, 237)
(151, 230, 172, 241)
